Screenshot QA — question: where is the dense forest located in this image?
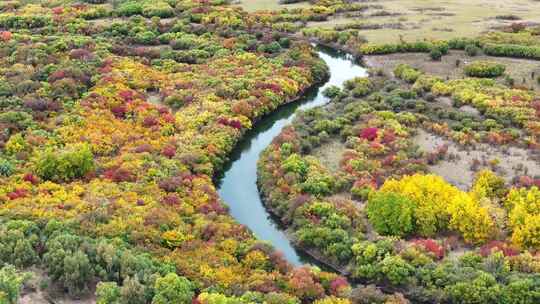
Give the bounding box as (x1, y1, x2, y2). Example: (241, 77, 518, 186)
(0, 0, 539, 303)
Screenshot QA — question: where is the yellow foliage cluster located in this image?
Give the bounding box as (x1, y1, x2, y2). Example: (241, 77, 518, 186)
(379, 174, 496, 244)
(506, 187, 540, 249)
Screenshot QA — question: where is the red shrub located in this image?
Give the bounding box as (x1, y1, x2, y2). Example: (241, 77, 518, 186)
(161, 193, 180, 206)
(142, 116, 159, 127)
(161, 145, 176, 158)
(329, 277, 349, 295)
(360, 127, 378, 141)
(0, 31, 12, 42)
(480, 241, 519, 257)
(118, 90, 135, 102)
(134, 144, 153, 153)
(158, 176, 182, 192)
(23, 173, 39, 184)
(52, 7, 64, 14)
(111, 105, 127, 118)
(103, 167, 136, 182)
(381, 130, 396, 144)
(7, 189, 28, 200)
(217, 117, 242, 130)
(412, 239, 445, 259)
(48, 70, 67, 83)
(197, 201, 227, 215)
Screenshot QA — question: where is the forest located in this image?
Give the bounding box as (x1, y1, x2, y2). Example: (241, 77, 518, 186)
(0, 0, 539, 303)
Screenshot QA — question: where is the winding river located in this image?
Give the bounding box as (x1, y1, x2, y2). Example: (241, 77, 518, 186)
(216, 45, 368, 266)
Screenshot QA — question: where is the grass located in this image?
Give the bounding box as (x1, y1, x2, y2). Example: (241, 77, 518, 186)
(241, 0, 540, 44)
(234, 0, 309, 12)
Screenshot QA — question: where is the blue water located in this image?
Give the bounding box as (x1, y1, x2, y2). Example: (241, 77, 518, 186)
(216, 46, 367, 266)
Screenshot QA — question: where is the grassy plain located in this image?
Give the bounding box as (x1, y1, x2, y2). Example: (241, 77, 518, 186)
(239, 0, 540, 43)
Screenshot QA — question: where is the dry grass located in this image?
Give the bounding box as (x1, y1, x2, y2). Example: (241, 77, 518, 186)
(363, 50, 540, 91)
(240, 0, 540, 44)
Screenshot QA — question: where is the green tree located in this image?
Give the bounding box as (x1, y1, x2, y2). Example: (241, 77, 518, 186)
(152, 273, 194, 304)
(120, 276, 146, 304)
(96, 282, 121, 304)
(366, 192, 415, 237)
(0, 265, 29, 304)
(64, 250, 94, 296)
(35, 143, 94, 182)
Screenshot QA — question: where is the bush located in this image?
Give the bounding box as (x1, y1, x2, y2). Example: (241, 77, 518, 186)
(0, 158, 14, 177)
(394, 64, 422, 83)
(152, 273, 194, 304)
(465, 44, 481, 56)
(118, 2, 143, 16)
(0, 265, 30, 304)
(96, 282, 121, 304)
(322, 85, 341, 98)
(34, 143, 94, 182)
(483, 43, 540, 60)
(464, 61, 506, 78)
(429, 47, 443, 60)
(134, 31, 157, 45)
(344, 77, 373, 97)
(142, 2, 174, 18)
(366, 192, 416, 237)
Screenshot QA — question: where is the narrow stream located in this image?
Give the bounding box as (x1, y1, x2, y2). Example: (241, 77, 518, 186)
(216, 45, 368, 266)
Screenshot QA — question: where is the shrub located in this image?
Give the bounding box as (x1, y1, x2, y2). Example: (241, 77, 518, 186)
(134, 31, 157, 45)
(447, 192, 495, 244)
(464, 61, 506, 78)
(429, 47, 443, 60)
(96, 282, 120, 304)
(344, 77, 373, 97)
(34, 143, 94, 182)
(394, 64, 422, 83)
(152, 273, 194, 304)
(118, 1, 143, 16)
(142, 2, 174, 18)
(378, 174, 460, 236)
(0, 158, 14, 177)
(483, 43, 540, 60)
(366, 192, 415, 237)
(465, 44, 481, 56)
(323, 85, 341, 98)
(0, 265, 29, 304)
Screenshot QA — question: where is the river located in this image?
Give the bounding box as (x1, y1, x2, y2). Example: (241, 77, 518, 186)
(216, 45, 368, 266)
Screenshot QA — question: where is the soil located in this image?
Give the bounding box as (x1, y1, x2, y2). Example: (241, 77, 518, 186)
(413, 129, 540, 190)
(310, 139, 347, 173)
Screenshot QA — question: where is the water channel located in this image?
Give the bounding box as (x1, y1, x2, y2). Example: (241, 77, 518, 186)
(216, 45, 368, 266)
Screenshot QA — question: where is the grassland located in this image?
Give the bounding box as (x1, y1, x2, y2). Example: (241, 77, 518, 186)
(240, 0, 540, 43)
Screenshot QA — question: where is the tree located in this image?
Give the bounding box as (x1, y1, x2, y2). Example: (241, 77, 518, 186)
(63, 250, 94, 296)
(120, 276, 146, 304)
(35, 143, 94, 182)
(0, 265, 29, 304)
(366, 191, 415, 237)
(378, 255, 413, 285)
(447, 192, 495, 244)
(96, 282, 121, 304)
(152, 273, 194, 304)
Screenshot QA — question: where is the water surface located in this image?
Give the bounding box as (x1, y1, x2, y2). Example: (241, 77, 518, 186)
(216, 46, 368, 266)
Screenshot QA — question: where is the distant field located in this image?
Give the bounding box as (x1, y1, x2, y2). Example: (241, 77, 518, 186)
(234, 0, 309, 12)
(240, 0, 540, 43)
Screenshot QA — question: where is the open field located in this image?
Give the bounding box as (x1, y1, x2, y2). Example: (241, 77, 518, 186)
(364, 50, 540, 90)
(233, 0, 309, 12)
(240, 0, 540, 43)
